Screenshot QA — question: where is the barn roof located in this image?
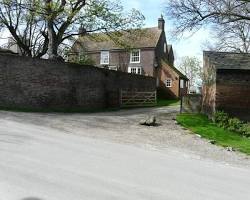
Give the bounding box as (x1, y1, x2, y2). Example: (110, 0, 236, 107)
(204, 51, 250, 70)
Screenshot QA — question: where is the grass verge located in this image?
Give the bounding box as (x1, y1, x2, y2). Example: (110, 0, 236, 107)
(157, 99, 180, 107)
(176, 113, 250, 155)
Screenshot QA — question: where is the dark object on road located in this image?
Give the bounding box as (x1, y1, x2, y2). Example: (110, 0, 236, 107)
(209, 140, 217, 145)
(140, 116, 157, 126)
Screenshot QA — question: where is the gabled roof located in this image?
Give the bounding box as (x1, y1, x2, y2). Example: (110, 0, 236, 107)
(72, 27, 163, 52)
(167, 45, 173, 53)
(161, 60, 189, 80)
(204, 51, 250, 70)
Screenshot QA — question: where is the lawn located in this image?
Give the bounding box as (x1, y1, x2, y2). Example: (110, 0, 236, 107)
(176, 113, 250, 155)
(157, 98, 180, 107)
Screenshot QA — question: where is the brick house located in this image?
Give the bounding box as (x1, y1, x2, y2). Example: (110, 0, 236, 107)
(69, 16, 188, 99)
(202, 51, 250, 121)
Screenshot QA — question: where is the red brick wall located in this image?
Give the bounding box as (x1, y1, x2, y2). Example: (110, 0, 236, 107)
(202, 54, 217, 118)
(0, 54, 156, 111)
(216, 69, 250, 120)
(158, 62, 187, 99)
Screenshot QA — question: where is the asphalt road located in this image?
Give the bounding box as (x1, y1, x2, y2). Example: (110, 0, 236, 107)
(0, 109, 250, 200)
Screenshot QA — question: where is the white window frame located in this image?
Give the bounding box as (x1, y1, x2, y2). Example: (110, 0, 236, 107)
(128, 66, 142, 75)
(100, 51, 110, 65)
(130, 49, 141, 63)
(165, 78, 172, 88)
(108, 66, 118, 71)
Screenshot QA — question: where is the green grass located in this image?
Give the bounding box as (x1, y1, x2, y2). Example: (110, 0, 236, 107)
(157, 98, 180, 107)
(176, 113, 250, 155)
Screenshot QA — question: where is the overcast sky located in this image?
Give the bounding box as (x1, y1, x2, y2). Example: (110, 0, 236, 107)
(121, 0, 210, 62)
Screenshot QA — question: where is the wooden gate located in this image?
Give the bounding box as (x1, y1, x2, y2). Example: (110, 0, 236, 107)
(120, 90, 157, 108)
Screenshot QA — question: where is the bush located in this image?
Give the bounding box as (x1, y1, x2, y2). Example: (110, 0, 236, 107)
(214, 111, 250, 137)
(227, 117, 244, 133)
(214, 111, 229, 128)
(241, 123, 250, 137)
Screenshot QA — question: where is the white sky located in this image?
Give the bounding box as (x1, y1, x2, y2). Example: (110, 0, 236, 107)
(121, 0, 210, 62)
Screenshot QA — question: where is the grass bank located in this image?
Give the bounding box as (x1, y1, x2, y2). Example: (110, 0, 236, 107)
(176, 113, 250, 155)
(157, 99, 180, 107)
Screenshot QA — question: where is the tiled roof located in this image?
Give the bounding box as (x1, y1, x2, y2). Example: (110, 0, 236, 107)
(72, 27, 163, 52)
(204, 51, 250, 70)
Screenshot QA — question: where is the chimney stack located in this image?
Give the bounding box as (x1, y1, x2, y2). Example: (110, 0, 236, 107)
(158, 14, 165, 31)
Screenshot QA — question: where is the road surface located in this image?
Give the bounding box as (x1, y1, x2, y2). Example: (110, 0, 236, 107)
(0, 107, 250, 200)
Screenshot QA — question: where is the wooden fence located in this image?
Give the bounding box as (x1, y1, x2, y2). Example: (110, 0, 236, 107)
(120, 90, 157, 108)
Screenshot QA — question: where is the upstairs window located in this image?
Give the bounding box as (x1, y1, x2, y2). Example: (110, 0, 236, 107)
(100, 51, 109, 65)
(130, 49, 140, 63)
(164, 79, 172, 88)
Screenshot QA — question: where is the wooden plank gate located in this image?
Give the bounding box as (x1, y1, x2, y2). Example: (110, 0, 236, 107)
(120, 90, 157, 108)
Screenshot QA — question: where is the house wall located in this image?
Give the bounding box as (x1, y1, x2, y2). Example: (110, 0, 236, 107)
(216, 69, 250, 121)
(0, 54, 156, 111)
(78, 49, 155, 76)
(158, 63, 180, 99)
(157, 61, 188, 99)
(155, 31, 168, 64)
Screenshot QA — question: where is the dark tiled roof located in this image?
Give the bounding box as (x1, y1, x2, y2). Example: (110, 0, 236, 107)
(204, 51, 250, 70)
(72, 27, 163, 52)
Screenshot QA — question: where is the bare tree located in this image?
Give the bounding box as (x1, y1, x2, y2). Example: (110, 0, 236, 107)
(177, 56, 202, 88)
(204, 21, 250, 53)
(166, 0, 250, 34)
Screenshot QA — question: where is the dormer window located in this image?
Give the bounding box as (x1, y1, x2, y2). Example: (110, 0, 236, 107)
(100, 51, 109, 65)
(164, 43, 167, 53)
(130, 49, 140, 63)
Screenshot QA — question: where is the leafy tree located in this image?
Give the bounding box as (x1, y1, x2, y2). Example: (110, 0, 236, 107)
(0, 0, 144, 59)
(177, 56, 202, 88)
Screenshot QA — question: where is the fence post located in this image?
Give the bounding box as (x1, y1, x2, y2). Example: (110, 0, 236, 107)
(180, 95, 183, 113)
(119, 89, 122, 108)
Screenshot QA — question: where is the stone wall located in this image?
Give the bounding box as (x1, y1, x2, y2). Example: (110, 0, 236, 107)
(0, 54, 156, 111)
(182, 94, 202, 113)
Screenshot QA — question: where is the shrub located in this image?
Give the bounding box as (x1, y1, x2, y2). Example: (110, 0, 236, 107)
(227, 117, 244, 133)
(241, 123, 250, 137)
(214, 111, 229, 128)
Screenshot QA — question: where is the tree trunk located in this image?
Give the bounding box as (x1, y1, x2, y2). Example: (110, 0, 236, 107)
(47, 22, 59, 59)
